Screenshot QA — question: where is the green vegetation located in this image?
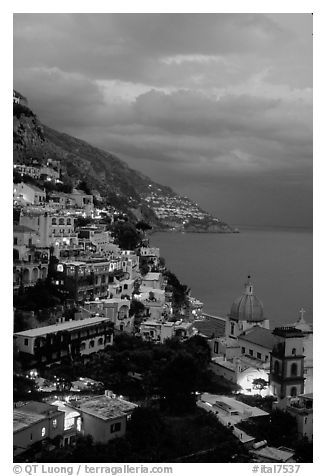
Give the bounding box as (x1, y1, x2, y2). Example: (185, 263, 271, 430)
(112, 221, 141, 250)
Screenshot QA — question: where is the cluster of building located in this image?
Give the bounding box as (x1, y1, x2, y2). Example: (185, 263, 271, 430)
(12, 153, 313, 461)
(193, 276, 313, 443)
(142, 185, 212, 227)
(14, 391, 137, 459)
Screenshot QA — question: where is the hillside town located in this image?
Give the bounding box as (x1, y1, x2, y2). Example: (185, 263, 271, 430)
(13, 92, 313, 464)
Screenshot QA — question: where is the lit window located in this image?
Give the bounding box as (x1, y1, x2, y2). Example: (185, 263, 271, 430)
(41, 427, 46, 437)
(52, 419, 57, 428)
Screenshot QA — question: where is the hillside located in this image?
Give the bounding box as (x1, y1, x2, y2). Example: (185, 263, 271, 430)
(13, 94, 235, 232)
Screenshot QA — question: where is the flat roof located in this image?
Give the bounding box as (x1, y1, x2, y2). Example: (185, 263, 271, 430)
(143, 273, 161, 280)
(13, 224, 36, 234)
(14, 316, 111, 338)
(13, 410, 46, 433)
(69, 395, 137, 421)
(251, 446, 294, 462)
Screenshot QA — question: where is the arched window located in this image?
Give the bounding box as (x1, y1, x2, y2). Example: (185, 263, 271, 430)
(292, 348, 296, 355)
(59, 218, 65, 225)
(66, 218, 71, 225)
(52, 218, 56, 225)
(291, 363, 298, 376)
(290, 387, 297, 397)
(89, 340, 95, 348)
(98, 337, 103, 345)
(274, 360, 280, 374)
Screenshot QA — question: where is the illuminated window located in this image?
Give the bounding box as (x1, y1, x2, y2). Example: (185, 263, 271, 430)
(52, 419, 57, 428)
(41, 427, 46, 437)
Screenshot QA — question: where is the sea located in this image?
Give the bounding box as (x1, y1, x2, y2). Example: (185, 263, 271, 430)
(151, 227, 313, 329)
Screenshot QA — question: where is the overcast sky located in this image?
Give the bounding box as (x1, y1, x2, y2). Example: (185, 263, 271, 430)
(13, 13, 312, 227)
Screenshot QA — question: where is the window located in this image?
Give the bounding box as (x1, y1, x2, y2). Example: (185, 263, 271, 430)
(24, 338, 28, 346)
(274, 360, 280, 374)
(30, 433, 33, 440)
(249, 349, 253, 356)
(59, 218, 65, 225)
(241, 347, 245, 354)
(98, 337, 103, 345)
(124, 284, 128, 290)
(292, 348, 296, 355)
(14, 237, 18, 245)
(304, 417, 308, 424)
(52, 218, 56, 225)
(110, 422, 121, 433)
(257, 352, 262, 360)
(290, 387, 297, 397)
(67, 218, 71, 225)
(89, 340, 95, 348)
(52, 419, 57, 429)
(28, 238, 32, 247)
(41, 427, 46, 437)
(230, 322, 235, 335)
(291, 363, 298, 376)
(214, 342, 219, 354)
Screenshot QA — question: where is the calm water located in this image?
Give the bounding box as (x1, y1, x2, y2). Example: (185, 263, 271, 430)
(151, 228, 313, 329)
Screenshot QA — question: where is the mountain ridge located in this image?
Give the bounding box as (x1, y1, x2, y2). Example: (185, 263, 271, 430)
(13, 93, 236, 232)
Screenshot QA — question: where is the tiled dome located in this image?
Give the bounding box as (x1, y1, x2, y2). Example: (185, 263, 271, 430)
(229, 277, 264, 322)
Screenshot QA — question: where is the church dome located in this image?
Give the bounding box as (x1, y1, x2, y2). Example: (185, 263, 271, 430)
(229, 277, 264, 322)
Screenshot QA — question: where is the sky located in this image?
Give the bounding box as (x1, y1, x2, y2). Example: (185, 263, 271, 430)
(13, 13, 313, 228)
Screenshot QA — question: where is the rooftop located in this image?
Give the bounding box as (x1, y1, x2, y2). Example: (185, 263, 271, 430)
(13, 410, 45, 433)
(272, 327, 304, 338)
(13, 401, 60, 433)
(251, 446, 294, 462)
(193, 314, 226, 338)
(238, 326, 274, 349)
(143, 273, 161, 280)
(13, 224, 36, 234)
(69, 394, 137, 421)
(14, 316, 111, 338)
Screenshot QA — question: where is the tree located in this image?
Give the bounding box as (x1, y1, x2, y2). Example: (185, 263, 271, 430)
(112, 222, 140, 250)
(252, 378, 269, 395)
(158, 351, 199, 413)
(135, 221, 152, 232)
(78, 180, 92, 195)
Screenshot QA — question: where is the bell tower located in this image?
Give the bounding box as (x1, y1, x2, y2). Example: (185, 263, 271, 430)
(270, 327, 305, 406)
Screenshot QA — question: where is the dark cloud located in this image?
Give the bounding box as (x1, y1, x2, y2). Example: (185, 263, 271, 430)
(13, 13, 312, 227)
